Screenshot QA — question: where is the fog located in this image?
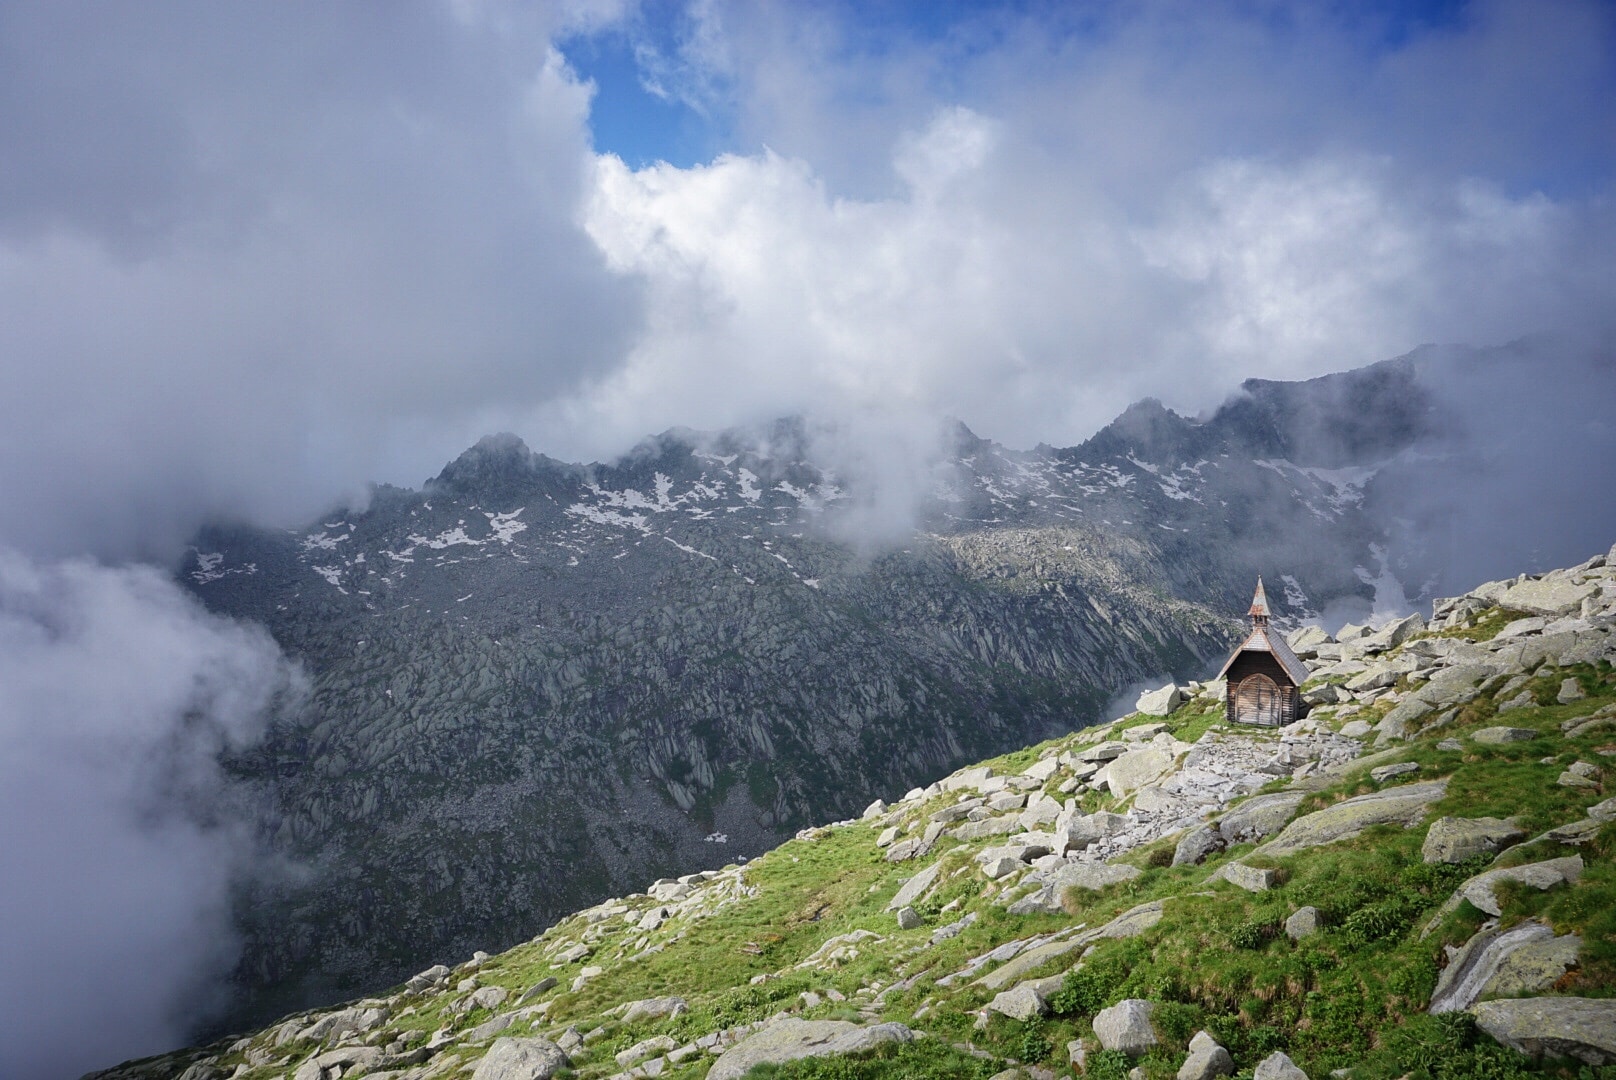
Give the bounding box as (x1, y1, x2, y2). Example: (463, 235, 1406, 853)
(0, 552, 305, 1079)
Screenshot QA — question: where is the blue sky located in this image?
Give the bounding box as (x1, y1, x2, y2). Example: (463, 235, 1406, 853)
(565, 0, 1486, 171)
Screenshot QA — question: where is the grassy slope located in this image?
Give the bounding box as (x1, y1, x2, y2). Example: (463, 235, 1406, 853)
(103, 637, 1616, 1080)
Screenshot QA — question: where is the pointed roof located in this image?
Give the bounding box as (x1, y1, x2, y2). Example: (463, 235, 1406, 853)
(1216, 624, 1311, 685)
(1216, 577, 1311, 685)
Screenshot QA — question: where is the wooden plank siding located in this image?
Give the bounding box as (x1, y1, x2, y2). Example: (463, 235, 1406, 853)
(1224, 651, 1303, 727)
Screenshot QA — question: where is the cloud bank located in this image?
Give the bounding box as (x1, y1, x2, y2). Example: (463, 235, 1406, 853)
(0, 0, 1610, 558)
(0, 551, 304, 1079)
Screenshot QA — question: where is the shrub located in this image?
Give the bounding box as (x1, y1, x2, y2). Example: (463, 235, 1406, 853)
(1050, 963, 1123, 1017)
(1085, 1049, 1134, 1080)
(1229, 917, 1279, 950)
(1018, 1019, 1052, 1063)
(1340, 894, 1423, 946)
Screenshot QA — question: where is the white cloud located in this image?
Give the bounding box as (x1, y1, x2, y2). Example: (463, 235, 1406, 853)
(0, 550, 304, 1079)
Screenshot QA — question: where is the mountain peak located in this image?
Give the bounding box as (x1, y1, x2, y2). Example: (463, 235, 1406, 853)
(427, 432, 573, 499)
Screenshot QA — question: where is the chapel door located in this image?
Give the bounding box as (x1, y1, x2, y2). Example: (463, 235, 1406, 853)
(1237, 674, 1281, 726)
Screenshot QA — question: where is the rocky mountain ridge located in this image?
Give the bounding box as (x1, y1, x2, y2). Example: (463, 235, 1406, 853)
(104, 542, 1616, 1079)
(180, 345, 1597, 1032)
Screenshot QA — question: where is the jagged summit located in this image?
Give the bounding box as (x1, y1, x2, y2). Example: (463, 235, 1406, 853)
(428, 432, 579, 500)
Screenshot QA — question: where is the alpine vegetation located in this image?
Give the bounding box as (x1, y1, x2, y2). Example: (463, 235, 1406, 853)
(95, 543, 1616, 1078)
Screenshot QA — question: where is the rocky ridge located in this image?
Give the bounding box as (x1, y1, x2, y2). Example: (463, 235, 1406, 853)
(106, 543, 1616, 1079)
(186, 356, 1475, 1026)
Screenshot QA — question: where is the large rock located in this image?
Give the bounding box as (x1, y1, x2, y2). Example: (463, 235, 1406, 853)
(1452, 856, 1584, 917)
(621, 996, 687, 1024)
(294, 1048, 384, 1080)
(1212, 862, 1277, 892)
(1363, 612, 1426, 652)
(1218, 792, 1307, 845)
(886, 862, 943, 911)
(1252, 1050, 1309, 1079)
(1177, 1030, 1235, 1080)
(1284, 907, 1321, 940)
(1092, 999, 1157, 1055)
(1472, 997, 1616, 1065)
(1471, 726, 1539, 745)
(1172, 824, 1225, 867)
(1005, 861, 1142, 916)
(1081, 741, 1130, 763)
(1136, 684, 1184, 716)
(988, 976, 1064, 1021)
(1374, 699, 1432, 744)
(1057, 811, 1130, 853)
(1107, 747, 1179, 797)
(1430, 920, 1580, 1013)
(1258, 779, 1449, 856)
(1421, 817, 1527, 864)
(980, 902, 1164, 987)
(707, 1019, 914, 1080)
(1287, 625, 1331, 658)
(470, 1038, 569, 1080)
(616, 1035, 677, 1068)
(1499, 577, 1600, 617)
(1423, 856, 1585, 933)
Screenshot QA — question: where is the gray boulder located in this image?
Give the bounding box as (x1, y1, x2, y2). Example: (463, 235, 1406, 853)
(1136, 685, 1184, 716)
(896, 906, 922, 930)
(1421, 817, 1527, 864)
(616, 1035, 678, 1068)
(1370, 761, 1420, 783)
(1218, 792, 1308, 845)
(1252, 1050, 1309, 1079)
(1287, 625, 1331, 658)
(988, 976, 1064, 1021)
(1177, 1030, 1235, 1080)
(293, 1048, 384, 1080)
(1471, 726, 1538, 745)
(1430, 920, 1580, 1014)
(1259, 779, 1449, 856)
(470, 1038, 569, 1080)
(1472, 997, 1616, 1065)
(1284, 907, 1321, 940)
(1211, 862, 1277, 893)
(621, 996, 687, 1024)
(707, 1019, 915, 1080)
(1423, 856, 1584, 933)
(1363, 612, 1426, 652)
(1107, 747, 1178, 797)
(1081, 741, 1130, 763)
(515, 977, 557, 1006)
(886, 862, 943, 911)
(1499, 578, 1600, 617)
(1093, 999, 1157, 1055)
(1172, 824, 1225, 867)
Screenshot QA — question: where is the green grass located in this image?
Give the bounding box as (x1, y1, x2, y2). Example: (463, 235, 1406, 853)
(166, 628, 1616, 1080)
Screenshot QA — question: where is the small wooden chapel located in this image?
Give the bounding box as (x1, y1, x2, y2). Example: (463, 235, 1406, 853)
(1216, 578, 1310, 726)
